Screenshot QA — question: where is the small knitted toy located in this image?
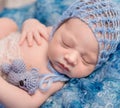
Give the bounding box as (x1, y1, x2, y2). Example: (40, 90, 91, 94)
(0, 59, 69, 95)
(1, 59, 40, 95)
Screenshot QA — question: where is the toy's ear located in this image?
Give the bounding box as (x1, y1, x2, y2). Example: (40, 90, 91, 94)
(30, 68, 39, 72)
(11, 59, 26, 73)
(1, 63, 11, 74)
(30, 68, 39, 75)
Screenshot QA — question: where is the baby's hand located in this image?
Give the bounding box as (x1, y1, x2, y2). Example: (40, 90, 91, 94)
(19, 19, 49, 47)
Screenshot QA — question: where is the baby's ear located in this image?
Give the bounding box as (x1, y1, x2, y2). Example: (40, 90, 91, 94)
(11, 59, 26, 73)
(1, 63, 11, 74)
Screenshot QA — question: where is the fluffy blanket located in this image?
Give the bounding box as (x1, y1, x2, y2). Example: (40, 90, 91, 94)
(0, 0, 120, 108)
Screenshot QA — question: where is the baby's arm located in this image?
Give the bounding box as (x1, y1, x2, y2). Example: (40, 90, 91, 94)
(0, 18, 18, 39)
(0, 76, 64, 108)
(19, 18, 51, 47)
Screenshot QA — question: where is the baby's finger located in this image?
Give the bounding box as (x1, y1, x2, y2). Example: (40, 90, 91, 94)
(19, 32, 26, 45)
(38, 28, 49, 41)
(34, 32, 41, 45)
(27, 33, 33, 47)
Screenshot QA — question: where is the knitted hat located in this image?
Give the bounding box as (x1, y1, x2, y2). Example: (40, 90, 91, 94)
(51, 0, 120, 70)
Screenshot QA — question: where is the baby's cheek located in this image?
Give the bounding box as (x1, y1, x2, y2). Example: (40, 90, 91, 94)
(52, 47, 61, 57)
(82, 66, 95, 77)
(73, 65, 91, 78)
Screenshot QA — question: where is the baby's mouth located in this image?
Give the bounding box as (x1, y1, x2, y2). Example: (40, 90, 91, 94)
(56, 62, 69, 72)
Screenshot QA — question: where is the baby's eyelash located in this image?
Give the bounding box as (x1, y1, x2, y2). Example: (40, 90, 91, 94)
(61, 40, 70, 48)
(82, 56, 90, 64)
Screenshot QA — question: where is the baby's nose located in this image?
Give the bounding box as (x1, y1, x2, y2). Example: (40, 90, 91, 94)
(64, 51, 78, 66)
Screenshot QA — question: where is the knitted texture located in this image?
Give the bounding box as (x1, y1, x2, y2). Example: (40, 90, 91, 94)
(0, 59, 69, 94)
(51, 0, 120, 70)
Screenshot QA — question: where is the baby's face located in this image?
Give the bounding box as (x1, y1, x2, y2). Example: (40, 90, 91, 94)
(48, 18, 98, 78)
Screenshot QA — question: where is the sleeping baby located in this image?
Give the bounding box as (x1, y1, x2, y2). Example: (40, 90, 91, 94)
(0, 0, 120, 107)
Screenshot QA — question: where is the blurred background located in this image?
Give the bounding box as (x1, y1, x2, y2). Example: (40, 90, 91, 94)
(0, 0, 36, 28)
(0, 0, 76, 28)
(0, 0, 120, 28)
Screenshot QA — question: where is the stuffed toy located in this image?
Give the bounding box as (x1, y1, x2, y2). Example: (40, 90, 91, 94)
(0, 59, 40, 95)
(0, 59, 69, 95)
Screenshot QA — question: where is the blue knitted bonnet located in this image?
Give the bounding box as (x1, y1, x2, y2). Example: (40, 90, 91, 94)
(51, 0, 120, 70)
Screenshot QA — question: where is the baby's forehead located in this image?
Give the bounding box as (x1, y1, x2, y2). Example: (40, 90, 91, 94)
(64, 18, 96, 40)
(65, 18, 92, 29)
(62, 18, 98, 51)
